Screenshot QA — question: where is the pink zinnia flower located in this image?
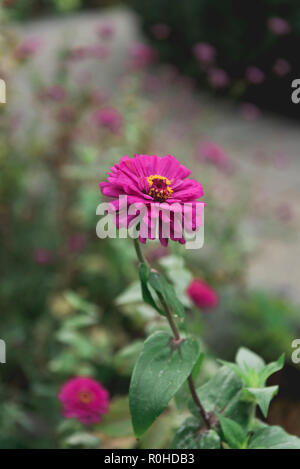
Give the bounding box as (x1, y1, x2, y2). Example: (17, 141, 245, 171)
(193, 42, 216, 65)
(208, 68, 229, 89)
(92, 107, 123, 134)
(151, 23, 170, 40)
(15, 37, 41, 61)
(100, 154, 205, 246)
(268, 17, 291, 35)
(129, 43, 158, 69)
(186, 279, 218, 310)
(58, 377, 109, 425)
(273, 58, 291, 77)
(246, 66, 265, 85)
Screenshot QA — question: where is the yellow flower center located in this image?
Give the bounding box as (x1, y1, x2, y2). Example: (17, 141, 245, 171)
(78, 391, 93, 404)
(147, 174, 173, 202)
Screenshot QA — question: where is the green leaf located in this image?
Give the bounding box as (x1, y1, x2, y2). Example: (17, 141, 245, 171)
(248, 425, 300, 449)
(236, 347, 265, 374)
(139, 263, 164, 315)
(189, 367, 253, 430)
(217, 414, 248, 449)
(129, 331, 200, 437)
(148, 270, 185, 320)
(242, 386, 278, 418)
(172, 417, 221, 449)
(259, 354, 285, 385)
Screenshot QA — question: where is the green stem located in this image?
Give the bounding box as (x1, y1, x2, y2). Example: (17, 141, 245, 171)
(133, 239, 212, 429)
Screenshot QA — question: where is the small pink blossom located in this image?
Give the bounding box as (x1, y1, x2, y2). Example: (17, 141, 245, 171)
(193, 42, 216, 65)
(196, 140, 231, 172)
(268, 17, 291, 35)
(273, 58, 291, 77)
(208, 68, 229, 89)
(45, 85, 66, 102)
(129, 43, 158, 69)
(15, 37, 41, 61)
(96, 23, 114, 39)
(33, 248, 53, 265)
(240, 102, 261, 121)
(245, 66, 265, 85)
(92, 107, 123, 134)
(151, 23, 170, 40)
(187, 279, 218, 310)
(68, 234, 87, 253)
(58, 377, 109, 425)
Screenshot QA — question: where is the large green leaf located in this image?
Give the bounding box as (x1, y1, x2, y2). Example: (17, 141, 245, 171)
(130, 331, 200, 437)
(172, 417, 221, 449)
(189, 367, 253, 430)
(248, 425, 300, 449)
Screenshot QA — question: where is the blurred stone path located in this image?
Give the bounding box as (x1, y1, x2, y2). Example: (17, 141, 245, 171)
(16, 7, 300, 303)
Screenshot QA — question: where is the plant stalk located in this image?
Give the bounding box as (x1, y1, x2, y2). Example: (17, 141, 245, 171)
(133, 238, 212, 429)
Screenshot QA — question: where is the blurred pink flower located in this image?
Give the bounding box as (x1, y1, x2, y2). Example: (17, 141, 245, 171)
(196, 140, 231, 172)
(268, 17, 291, 35)
(245, 66, 265, 85)
(129, 43, 158, 69)
(89, 44, 110, 59)
(96, 23, 114, 39)
(240, 102, 261, 121)
(92, 107, 123, 134)
(33, 248, 53, 265)
(193, 42, 216, 65)
(58, 377, 109, 425)
(273, 58, 291, 77)
(68, 234, 87, 253)
(15, 37, 41, 61)
(45, 85, 66, 102)
(275, 203, 293, 222)
(100, 154, 205, 246)
(151, 23, 170, 40)
(57, 106, 76, 122)
(186, 279, 218, 310)
(208, 68, 229, 89)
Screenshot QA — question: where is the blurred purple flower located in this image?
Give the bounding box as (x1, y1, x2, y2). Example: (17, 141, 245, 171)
(196, 140, 232, 173)
(33, 248, 53, 265)
(96, 23, 114, 39)
(208, 68, 229, 89)
(68, 234, 87, 253)
(245, 66, 265, 85)
(129, 43, 158, 69)
(268, 17, 291, 35)
(240, 102, 261, 121)
(193, 42, 216, 65)
(15, 37, 42, 61)
(45, 85, 66, 102)
(92, 107, 123, 134)
(273, 58, 291, 77)
(151, 23, 170, 40)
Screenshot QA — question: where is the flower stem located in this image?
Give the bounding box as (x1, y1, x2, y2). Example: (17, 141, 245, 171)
(133, 239, 212, 429)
